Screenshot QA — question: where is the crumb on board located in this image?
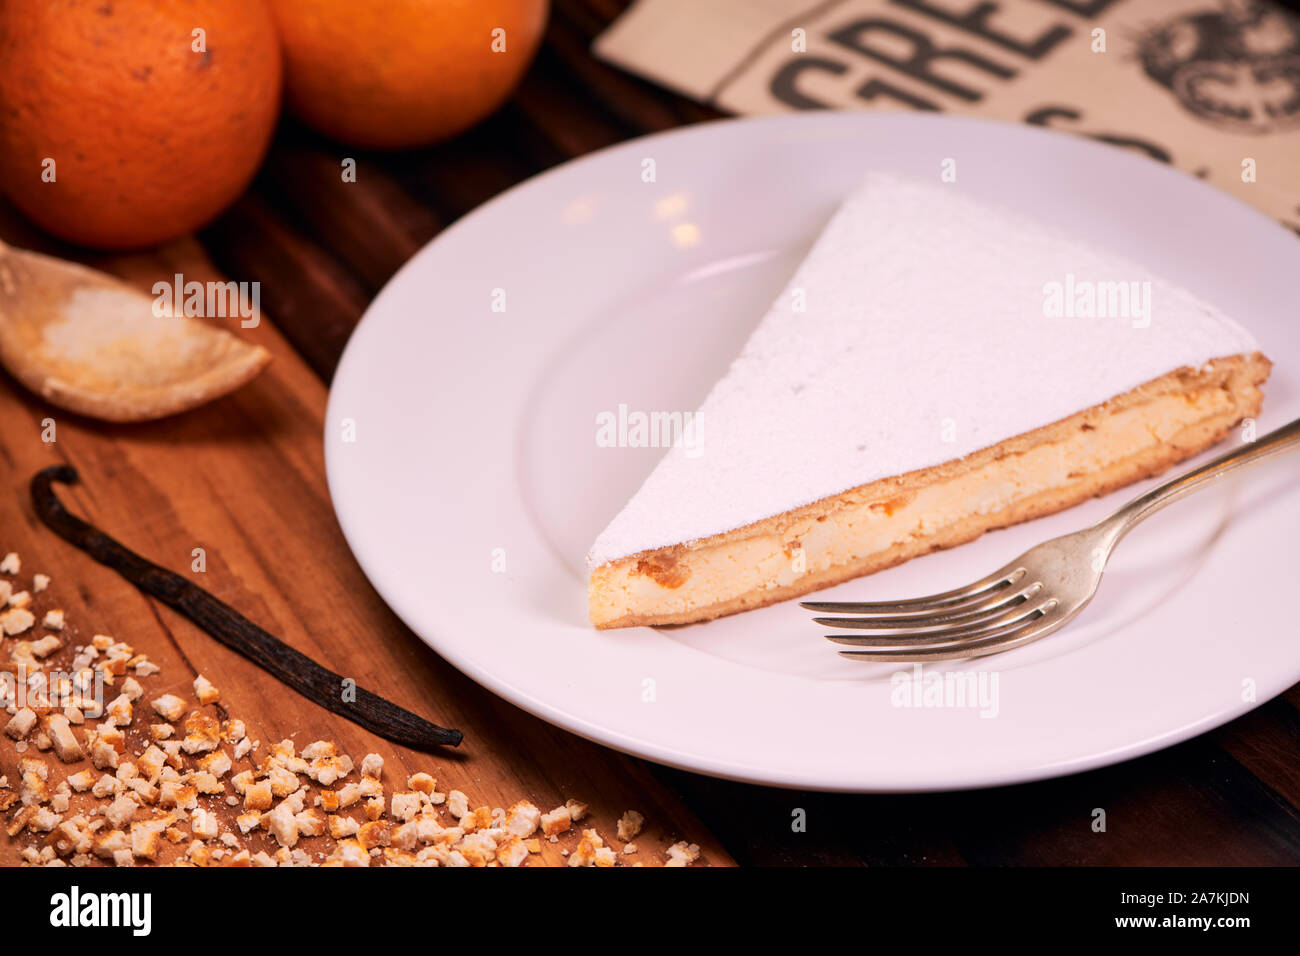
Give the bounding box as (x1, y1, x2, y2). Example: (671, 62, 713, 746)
(0, 552, 703, 867)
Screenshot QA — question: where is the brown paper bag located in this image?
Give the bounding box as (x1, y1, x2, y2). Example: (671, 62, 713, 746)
(596, 0, 1300, 232)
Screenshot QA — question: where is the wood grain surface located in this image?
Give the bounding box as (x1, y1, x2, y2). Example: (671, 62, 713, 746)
(2, 0, 1298, 867)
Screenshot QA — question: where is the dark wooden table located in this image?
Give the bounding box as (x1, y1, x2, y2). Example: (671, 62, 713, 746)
(6, 0, 1298, 866)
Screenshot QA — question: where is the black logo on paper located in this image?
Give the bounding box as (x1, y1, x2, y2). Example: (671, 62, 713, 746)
(1138, 1, 1300, 134)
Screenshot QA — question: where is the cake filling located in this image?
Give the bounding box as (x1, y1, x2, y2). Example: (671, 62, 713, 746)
(590, 385, 1245, 627)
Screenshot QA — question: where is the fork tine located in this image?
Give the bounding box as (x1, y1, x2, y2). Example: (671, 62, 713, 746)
(800, 565, 1026, 614)
(811, 580, 1043, 629)
(825, 598, 1052, 647)
(835, 603, 1064, 662)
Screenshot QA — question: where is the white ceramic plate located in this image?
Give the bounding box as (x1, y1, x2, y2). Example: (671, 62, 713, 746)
(325, 113, 1300, 792)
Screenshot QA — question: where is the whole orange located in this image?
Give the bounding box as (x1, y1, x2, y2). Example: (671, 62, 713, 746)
(0, 1, 282, 250)
(267, 0, 548, 149)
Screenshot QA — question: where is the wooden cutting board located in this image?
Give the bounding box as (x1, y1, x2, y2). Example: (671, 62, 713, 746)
(0, 215, 731, 866)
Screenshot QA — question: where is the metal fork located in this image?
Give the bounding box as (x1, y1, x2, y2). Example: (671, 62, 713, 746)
(803, 416, 1300, 662)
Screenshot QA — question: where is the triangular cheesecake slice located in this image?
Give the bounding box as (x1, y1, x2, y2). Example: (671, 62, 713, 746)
(588, 175, 1270, 629)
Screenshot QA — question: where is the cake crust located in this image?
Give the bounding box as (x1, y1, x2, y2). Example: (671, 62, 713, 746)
(590, 352, 1270, 628)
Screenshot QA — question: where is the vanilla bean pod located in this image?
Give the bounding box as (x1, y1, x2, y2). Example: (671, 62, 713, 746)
(31, 465, 462, 750)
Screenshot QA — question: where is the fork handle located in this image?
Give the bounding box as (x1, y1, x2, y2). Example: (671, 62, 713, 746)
(1100, 415, 1300, 541)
